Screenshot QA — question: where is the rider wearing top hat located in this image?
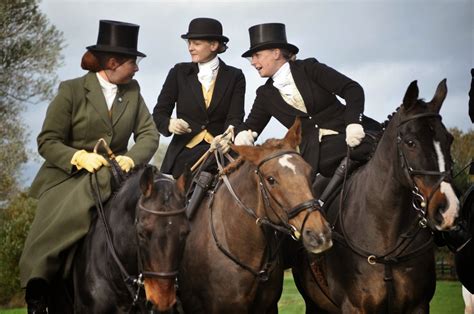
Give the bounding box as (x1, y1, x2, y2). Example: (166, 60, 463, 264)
(235, 23, 381, 203)
(153, 17, 245, 179)
(19, 20, 159, 313)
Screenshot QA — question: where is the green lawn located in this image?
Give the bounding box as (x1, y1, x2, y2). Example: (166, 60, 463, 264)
(0, 277, 465, 313)
(278, 273, 465, 313)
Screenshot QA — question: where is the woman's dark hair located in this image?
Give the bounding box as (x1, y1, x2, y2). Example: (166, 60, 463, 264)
(81, 51, 131, 72)
(216, 41, 228, 54)
(280, 48, 296, 61)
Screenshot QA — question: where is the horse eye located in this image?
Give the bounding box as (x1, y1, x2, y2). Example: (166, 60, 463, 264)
(405, 140, 416, 148)
(266, 176, 277, 185)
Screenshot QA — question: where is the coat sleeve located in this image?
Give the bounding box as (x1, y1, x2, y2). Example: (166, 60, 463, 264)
(236, 87, 272, 136)
(307, 58, 364, 126)
(224, 70, 246, 129)
(126, 93, 160, 165)
(36, 81, 79, 174)
(153, 65, 178, 137)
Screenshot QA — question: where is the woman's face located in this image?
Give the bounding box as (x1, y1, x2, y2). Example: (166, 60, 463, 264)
(250, 49, 282, 78)
(107, 58, 139, 84)
(187, 39, 219, 63)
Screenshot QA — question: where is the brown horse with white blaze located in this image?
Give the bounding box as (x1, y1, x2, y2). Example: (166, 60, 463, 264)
(177, 119, 332, 314)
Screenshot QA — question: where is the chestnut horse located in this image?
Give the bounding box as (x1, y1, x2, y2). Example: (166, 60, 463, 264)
(71, 165, 189, 313)
(178, 119, 333, 313)
(292, 80, 460, 313)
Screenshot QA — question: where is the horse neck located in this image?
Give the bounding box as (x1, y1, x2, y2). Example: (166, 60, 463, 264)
(216, 162, 268, 250)
(106, 183, 141, 258)
(344, 119, 416, 241)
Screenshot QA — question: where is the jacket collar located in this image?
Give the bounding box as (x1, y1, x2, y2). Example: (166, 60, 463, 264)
(84, 72, 131, 127)
(85, 72, 112, 128)
(187, 58, 231, 114)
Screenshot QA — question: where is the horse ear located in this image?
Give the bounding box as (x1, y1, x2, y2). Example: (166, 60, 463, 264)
(402, 80, 419, 111)
(428, 79, 447, 113)
(231, 144, 264, 165)
(139, 166, 154, 198)
(283, 117, 302, 149)
(176, 167, 192, 195)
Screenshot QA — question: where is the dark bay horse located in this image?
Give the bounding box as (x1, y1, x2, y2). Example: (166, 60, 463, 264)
(178, 119, 333, 314)
(455, 184, 474, 293)
(70, 165, 189, 313)
(292, 80, 460, 313)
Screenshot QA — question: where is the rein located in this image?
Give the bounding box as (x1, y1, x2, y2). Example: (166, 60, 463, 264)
(90, 141, 184, 308)
(210, 149, 320, 281)
(325, 112, 446, 312)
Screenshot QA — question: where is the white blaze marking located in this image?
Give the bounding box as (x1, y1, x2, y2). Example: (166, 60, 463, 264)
(433, 141, 445, 172)
(279, 154, 296, 174)
(434, 141, 459, 229)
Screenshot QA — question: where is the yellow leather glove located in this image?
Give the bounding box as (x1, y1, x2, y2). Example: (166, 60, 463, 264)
(71, 150, 109, 173)
(115, 155, 135, 173)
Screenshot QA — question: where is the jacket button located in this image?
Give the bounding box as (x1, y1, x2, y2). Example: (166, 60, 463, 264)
(309, 116, 312, 120)
(201, 125, 206, 130)
(315, 124, 318, 128)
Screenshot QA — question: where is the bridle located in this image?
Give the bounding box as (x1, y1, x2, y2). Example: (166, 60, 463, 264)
(211, 149, 320, 281)
(324, 111, 452, 312)
(135, 178, 187, 280)
(396, 112, 452, 227)
(91, 173, 186, 307)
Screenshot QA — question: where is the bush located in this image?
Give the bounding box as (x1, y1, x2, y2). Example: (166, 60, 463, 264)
(0, 192, 36, 305)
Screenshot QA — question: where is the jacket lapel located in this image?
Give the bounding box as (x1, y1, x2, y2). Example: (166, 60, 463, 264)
(266, 78, 309, 116)
(111, 86, 129, 126)
(289, 61, 314, 114)
(84, 72, 112, 128)
(207, 59, 231, 114)
(187, 63, 207, 114)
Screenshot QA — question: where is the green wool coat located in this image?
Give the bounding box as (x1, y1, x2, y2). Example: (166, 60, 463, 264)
(19, 72, 159, 287)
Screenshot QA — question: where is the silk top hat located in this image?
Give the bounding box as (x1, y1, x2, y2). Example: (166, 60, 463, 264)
(181, 18, 229, 43)
(242, 23, 299, 58)
(87, 20, 146, 57)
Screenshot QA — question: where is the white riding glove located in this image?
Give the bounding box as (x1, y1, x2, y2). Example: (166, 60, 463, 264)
(168, 118, 191, 135)
(211, 125, 234, 154)
(345, 123, 365, 148)
(234, 130, 258, 146)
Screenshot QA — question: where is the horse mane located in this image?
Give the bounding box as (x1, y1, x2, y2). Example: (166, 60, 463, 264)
(222, 137, 296, 175)
(381, 98, 429, 130)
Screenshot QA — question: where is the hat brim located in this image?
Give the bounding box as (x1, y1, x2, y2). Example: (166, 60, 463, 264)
(241, 42, 298, 58)
(181, 33, 229, 43)
(87, 45, 146, 58)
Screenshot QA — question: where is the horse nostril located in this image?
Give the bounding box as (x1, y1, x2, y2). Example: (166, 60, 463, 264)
(304, 230, 325, 247)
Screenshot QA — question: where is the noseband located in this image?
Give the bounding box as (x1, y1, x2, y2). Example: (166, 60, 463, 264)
(255, 150, 321, 238)
(396, 112, 452, 227)
(211, 149, 320, 281)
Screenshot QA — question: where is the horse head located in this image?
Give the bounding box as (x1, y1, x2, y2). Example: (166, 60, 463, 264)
(394, 79, 459, 230)
(136, 166, 190, 312)
(232, 118, 332, 254)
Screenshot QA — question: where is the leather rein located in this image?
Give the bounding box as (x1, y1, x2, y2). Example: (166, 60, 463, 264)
(323, 112, 450, 312)
(90, 140, 185, 307)
(210, 149, 320, 281)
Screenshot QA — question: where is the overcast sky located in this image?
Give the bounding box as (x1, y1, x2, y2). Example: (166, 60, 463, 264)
(20, 0, 473, 185)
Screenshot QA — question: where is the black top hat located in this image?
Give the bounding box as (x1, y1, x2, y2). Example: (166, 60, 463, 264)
(181, 18, 229, 43)
(242, 23, 298, 58)
(87, 20, 146, 57)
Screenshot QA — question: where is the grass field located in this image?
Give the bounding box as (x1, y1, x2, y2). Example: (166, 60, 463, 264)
(0, 276, 465, 313)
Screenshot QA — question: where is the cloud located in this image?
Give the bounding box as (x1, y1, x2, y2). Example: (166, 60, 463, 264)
(21, 0, 473, 186)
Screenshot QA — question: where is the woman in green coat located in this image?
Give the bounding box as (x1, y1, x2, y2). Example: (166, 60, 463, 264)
(19, 20, 159, 312)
